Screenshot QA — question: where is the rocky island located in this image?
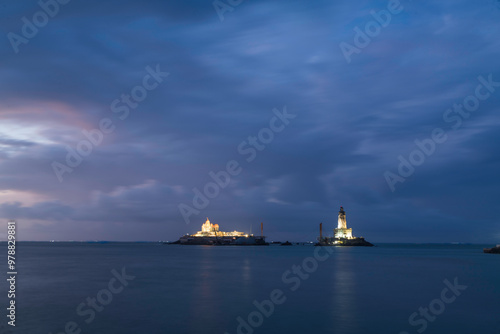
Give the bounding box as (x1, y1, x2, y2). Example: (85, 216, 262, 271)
(317, 206, 374, 247)
(483, 245, 500, 254)
(169, 218, 268, 246)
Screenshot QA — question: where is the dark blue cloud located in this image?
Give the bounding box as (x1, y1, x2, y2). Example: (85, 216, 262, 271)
(0, 0, 499, 242)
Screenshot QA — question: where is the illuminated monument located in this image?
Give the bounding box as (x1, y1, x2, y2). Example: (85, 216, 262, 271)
(174, 218, 268, 245)
(193, 218, 246, 238)
(317, 206, 373, 246)
(334, 206, 353, 239)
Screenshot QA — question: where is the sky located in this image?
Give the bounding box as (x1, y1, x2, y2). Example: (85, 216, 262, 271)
(0, 0, 499, 243)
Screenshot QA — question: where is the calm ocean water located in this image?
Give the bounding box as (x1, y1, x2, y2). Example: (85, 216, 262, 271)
(1, 242, 499, 334)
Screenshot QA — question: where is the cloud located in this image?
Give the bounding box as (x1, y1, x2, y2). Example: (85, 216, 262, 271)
(0, 0, 499, 242)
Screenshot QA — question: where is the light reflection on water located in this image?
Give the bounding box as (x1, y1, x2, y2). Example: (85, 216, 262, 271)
(3, 242, 499, 334)
(332, 251, 358, 332)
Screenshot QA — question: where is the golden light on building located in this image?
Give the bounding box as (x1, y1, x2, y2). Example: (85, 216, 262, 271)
(193, 218, 246, 237)
(334, 206, 353, 239)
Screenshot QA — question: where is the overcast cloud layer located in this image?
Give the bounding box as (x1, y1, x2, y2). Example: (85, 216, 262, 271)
(1, 0, 499, 242)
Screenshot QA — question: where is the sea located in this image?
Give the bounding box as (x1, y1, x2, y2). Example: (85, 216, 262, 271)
(1, 242, 499, 334)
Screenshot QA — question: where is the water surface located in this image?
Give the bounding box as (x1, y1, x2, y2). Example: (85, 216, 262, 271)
(2, 242, 499, 334)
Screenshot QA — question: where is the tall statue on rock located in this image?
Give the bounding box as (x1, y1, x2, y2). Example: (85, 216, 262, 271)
(334, 206, 352, 239)
(317, 205, 373, 246)
(338, 206, 347, 229)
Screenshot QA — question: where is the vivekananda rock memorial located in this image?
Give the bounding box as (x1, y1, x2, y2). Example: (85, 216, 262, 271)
(317, 206, 374, 247)
(172, 218, 268, 245)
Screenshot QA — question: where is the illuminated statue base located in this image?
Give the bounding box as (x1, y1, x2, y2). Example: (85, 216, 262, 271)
(318, 236, 373, 247)
(334, 228, 352, 239)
